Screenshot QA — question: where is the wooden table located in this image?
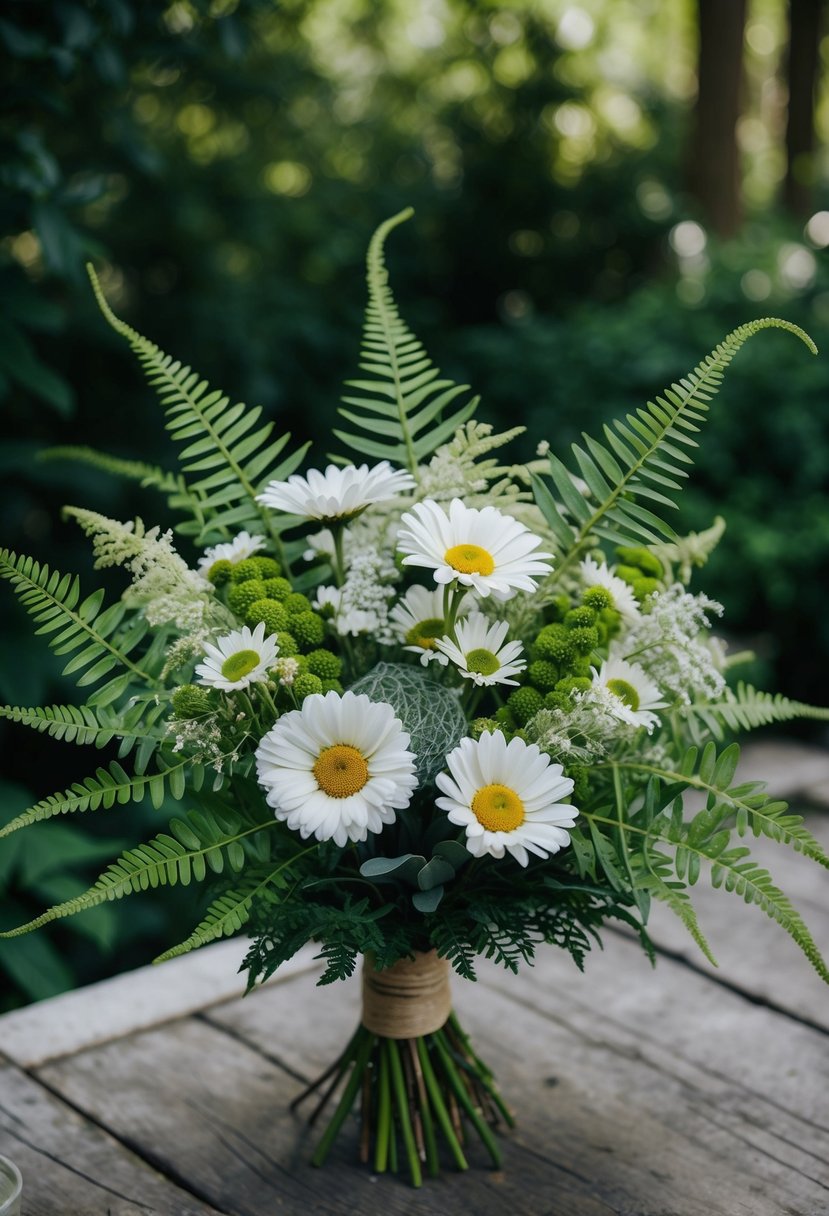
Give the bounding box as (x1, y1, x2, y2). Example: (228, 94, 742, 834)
(1, 798, 827, 1214)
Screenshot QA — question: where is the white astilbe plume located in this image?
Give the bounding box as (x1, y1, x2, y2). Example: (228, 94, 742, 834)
(66, 508, 232, 633)
(417, 421, 529, 507)
(523, 687, 640, 766)
(616, 584, 725, 705)
(330, 548, 400, 642)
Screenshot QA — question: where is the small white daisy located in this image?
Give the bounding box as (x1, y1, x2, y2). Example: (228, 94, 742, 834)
(390, 585, 472, 666)
(195, 622, 278, 692)
(313, 585, 343, 616)
(397, 498, 552, 601)
(590, 654, 667, 732)
(435, 731, 576, 867)
(255, 690, 418, 846)
(579, 557, 641, 622)
(257, 461, 415, 523)
(435, 613, 526, 686)
(197, 531, 266, 578)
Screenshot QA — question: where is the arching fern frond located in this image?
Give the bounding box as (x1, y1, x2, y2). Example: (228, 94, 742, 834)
(37, 445, 208, 531)
(0, 701, 169, 768)
(154, 848, 311, 961)
(335, 208, 478, 474)
(0, 810, 278, 937)
(86, 266, 308, 565)
(681, 682, 829, 741)
(0, 548, 151, 704)
(0, 756, 198, 838)
(532, 318, 817, 574)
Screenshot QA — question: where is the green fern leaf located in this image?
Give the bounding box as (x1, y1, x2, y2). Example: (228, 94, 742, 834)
(643, 873, 718, 966)
(86, 266, 308, 564)
(0, 548, 151, 698)
(154, 850, 307, 961)
(682, 681, 829, 741)
(534, 319, 817, 576)
(335, 208, 478, 474)
(0, 703, 115, 746)
(0, 756, 196, 838)
(38, 445, 208, 532)
(0, 811, 277, 937)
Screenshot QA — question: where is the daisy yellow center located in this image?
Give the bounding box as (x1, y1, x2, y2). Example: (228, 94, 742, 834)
(221, 649, 261, 681)
(606, 677, 640, 711)
(405, 617, 446, 651)
(313, 744, 369, 798)
(471, 783, 525, 832)
(465, 647, 500, 676)
(444, 543, 495, 577)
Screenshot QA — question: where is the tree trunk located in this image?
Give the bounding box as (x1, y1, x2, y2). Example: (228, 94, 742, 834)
(783, 0, 825, 217)
(686, 0, 748, 236)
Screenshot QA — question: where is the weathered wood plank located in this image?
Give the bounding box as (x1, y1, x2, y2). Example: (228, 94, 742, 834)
(0, 940, 318, 1069)
(642, 811, 829, 1028)
(0, 1061, 225, 1216)
(38, 940, 829, 1216)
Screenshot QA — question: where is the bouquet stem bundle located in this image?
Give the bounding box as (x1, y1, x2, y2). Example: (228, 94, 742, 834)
(294, 952, 512, 1185)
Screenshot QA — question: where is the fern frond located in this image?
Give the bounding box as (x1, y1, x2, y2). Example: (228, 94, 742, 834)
(0, 756, 196, 838)
(335, 208, 478, 474)
(86, 266, 308, 563)
(38, 445, 207, 529)
(533, 319, 817, 576)
(0, 548, 151, 701)
(156, 847, 312, 962)
(682, 682, 829, 741)
(0, 811, 277, 937)
(0, 702, 116, 747)
(643, 873, 718, 967)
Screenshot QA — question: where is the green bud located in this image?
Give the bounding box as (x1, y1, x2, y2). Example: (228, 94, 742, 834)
(227, 578, 267, 616)
(231, 558, 263, 583)
(564, 606, 597, 629)
(568, 625, 599, 654)
(471, 716, 501, 740)
(321, 678, 344, 694)
(246, 599, 289, 632)
(206, 559, 233, 586)
(294, 672, 324, 700)
(263, 576, 292, 601)
(285, 592, 311, 615)
(250, 555, 282, 580)
(616, 546, 663, 578)
(305, 649, 343, 680)
(507, 686, 544, 726)
(533, 623, 574, 664)
(527, 659, 560, 693)
(274, 631, 299, 657)
(289, 611, 325, 650)
(172, 684, 212, 720)
(583, 585, 612, 611)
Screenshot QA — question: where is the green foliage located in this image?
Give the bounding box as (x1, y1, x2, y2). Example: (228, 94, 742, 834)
(0, 807, 276, 938)
(681, 682, 829, 741)
(531, 319, 817, 571)
(335, 209, 478, 474)
(0, 757, 198, 839)
(88, 266, 309, 560)
(0, 548, 151, 704)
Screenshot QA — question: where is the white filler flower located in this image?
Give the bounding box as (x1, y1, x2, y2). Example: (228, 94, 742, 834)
(397, 498, 552, 600)
(255, 690, 418, 846)
(591, 654, 667, 732)
(436, 613, 526, 686)
(195, 622, 278, 692)
(436, 731, 576, 866)
(197, 531, 266, 578)
(257, 461, 415, 522)
(579, 556, 641, 622)
(390, 585, 471, 665)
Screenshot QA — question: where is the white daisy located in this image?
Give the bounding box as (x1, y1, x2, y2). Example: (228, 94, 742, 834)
(197, 531, 266, 578)
(579, 557, 641, 622)
(255, 690, 418, 846)
(313, 585, 342, 615)
(590, 654, 667, 732)
(195, 622, 278, 692)
(390, 585, 472, 665)
(257, 461, 415, 523)
(397, 498, 553, 601)
(435, 613, 526, 686)
(435, 731, 576, 867)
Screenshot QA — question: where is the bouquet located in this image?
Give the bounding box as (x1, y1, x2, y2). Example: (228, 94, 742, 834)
(2, 209, 827, 1187)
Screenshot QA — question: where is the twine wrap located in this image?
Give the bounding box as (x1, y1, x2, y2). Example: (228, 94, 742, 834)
(361, 950, 452, 1039)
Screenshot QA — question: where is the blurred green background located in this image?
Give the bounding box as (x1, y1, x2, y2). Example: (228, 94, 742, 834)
(1, 0, 828, 1007)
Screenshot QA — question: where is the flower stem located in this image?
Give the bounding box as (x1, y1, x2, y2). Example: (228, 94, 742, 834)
(388, 1039, 422, 1187)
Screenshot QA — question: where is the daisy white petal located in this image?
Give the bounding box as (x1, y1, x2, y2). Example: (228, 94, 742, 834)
(257, 462, 415, 523)
(579, 556, 641, 622)
(196, 531, 266, 578)
(255, 690, 418, 846)
(435, 731, 576, 867)
(195, 621, 278, 692)
(390, 584, 472, 665)
(397, 498, 552, 601)
(435, 612, 526, 687)
(590, 654, 667, 732)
